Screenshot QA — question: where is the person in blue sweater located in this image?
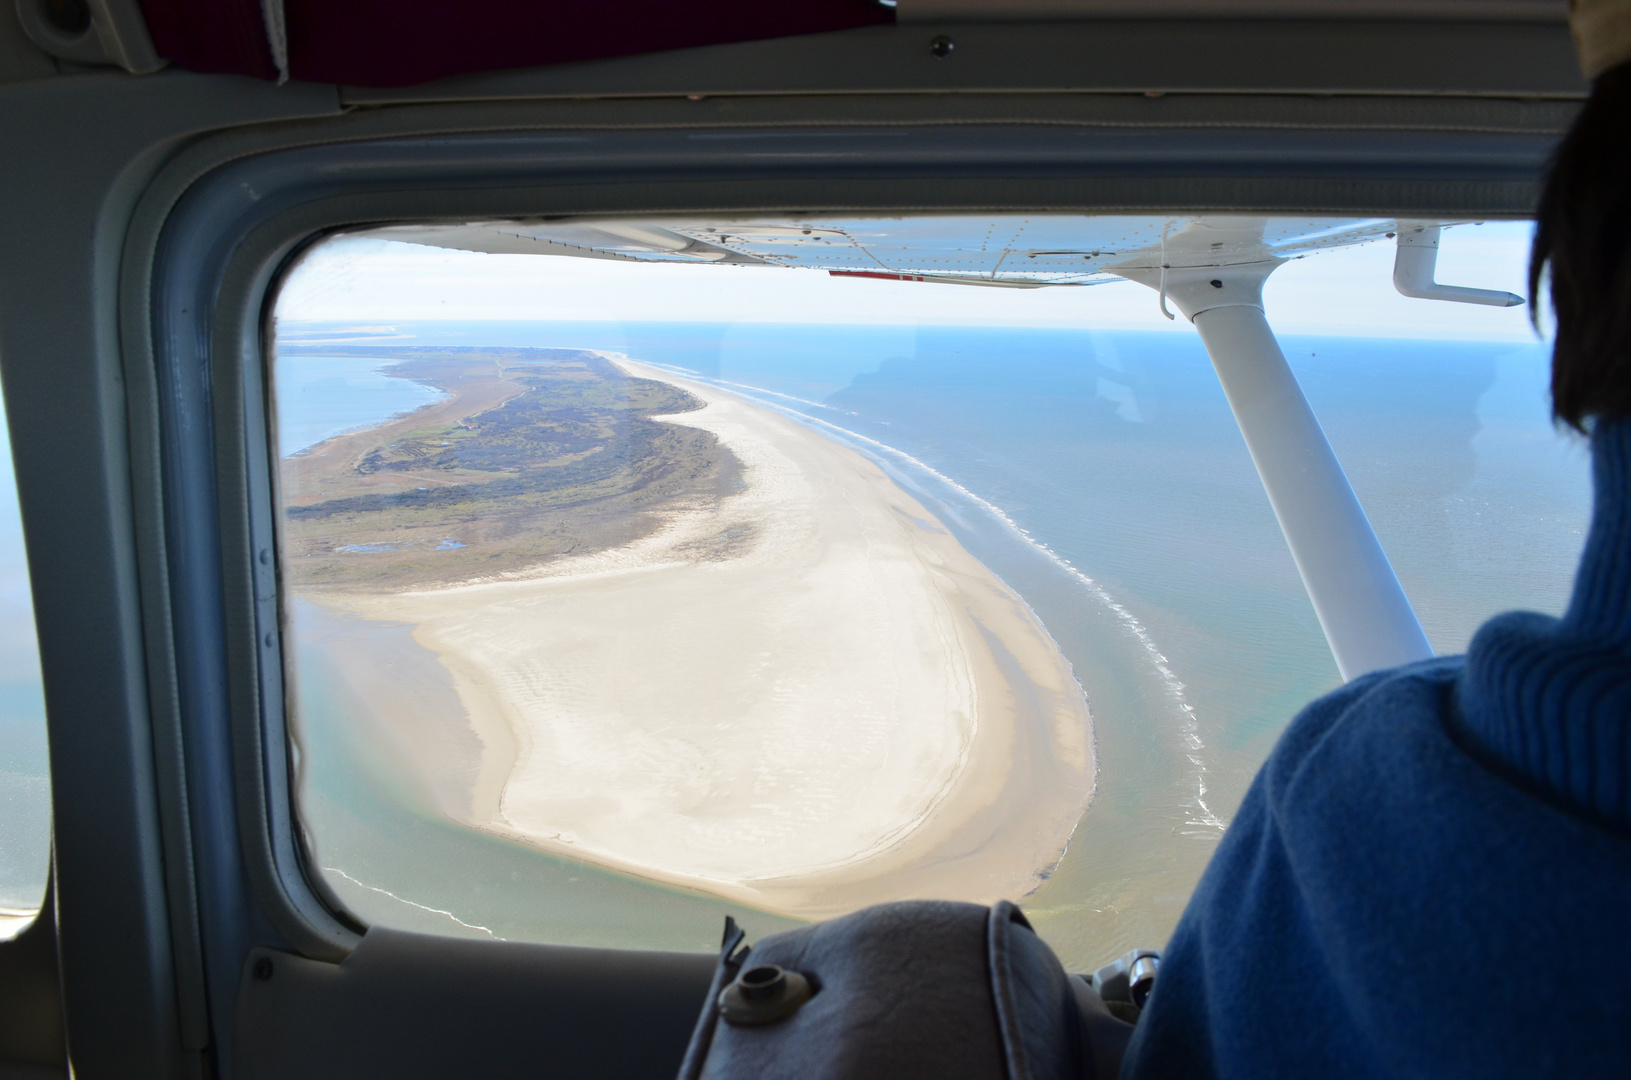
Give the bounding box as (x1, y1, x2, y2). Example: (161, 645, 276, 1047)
(1120, 15, 1631, 1080)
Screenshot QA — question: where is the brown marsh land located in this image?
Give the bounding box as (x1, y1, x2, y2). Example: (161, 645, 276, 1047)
(277, 346, 739, 590)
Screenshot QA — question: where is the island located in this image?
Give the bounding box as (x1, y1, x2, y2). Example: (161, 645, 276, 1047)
(279, 344, 1096, 919)
(280, 346, 738, 589)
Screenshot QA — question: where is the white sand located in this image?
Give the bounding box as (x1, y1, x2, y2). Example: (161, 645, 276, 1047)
(344, 360, 1095, 917)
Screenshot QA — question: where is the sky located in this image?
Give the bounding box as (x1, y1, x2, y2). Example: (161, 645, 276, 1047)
(277, 219, 1548, 344)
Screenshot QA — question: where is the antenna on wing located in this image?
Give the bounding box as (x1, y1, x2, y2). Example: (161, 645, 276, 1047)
(1393, 224, 1523, 307)
(1157, 225, 1177, 320)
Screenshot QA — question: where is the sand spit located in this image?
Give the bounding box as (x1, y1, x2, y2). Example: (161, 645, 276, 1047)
(340, 359, 1095, 918)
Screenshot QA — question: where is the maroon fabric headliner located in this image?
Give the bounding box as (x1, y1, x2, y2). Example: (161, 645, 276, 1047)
(139, 0, 894, 88)
(140, 0, 279, 81)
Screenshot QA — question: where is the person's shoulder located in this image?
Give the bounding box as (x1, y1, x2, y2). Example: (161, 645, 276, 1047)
(1274, 655, 1462, 752)
(1258, 655, 1465, 804)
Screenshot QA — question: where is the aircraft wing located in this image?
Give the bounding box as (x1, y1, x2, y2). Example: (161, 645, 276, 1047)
(373, 214, 1455, 287)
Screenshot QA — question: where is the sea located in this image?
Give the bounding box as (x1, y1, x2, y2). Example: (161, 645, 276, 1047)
(0, 395, 48, 922)
(280, 319, 1590, 969)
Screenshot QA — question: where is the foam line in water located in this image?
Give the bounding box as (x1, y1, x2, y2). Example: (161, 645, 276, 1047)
(638, 359, 1229, 836)
(324, 865, 498, 937)
(710, 377, 859, 416)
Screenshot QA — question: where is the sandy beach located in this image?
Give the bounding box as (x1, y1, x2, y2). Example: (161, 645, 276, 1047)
(331, 359, 1095, 918)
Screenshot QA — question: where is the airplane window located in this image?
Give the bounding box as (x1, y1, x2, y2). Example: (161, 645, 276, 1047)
(0, 382, 50, 940)
(269, 216, 1585, 967)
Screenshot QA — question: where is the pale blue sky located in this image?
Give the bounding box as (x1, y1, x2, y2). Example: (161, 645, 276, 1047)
(279, 220, 1547, 343)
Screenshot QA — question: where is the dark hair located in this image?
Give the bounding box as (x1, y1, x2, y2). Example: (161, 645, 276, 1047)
(1530, 60, 1631, 431)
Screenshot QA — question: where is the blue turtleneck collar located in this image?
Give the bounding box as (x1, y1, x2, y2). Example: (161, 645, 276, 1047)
(1455, 417, 1631, 833)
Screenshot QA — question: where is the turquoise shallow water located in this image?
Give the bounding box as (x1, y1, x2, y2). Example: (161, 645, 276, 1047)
(274, 353, 447, 455)
(279, 320, 1590, 967)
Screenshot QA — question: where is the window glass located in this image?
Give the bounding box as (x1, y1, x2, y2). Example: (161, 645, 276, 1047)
(0, 381, 50, 940)
(271, 217, 1584, 966)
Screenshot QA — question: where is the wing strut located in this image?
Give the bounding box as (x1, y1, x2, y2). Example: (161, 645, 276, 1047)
(1118, 259, 1434, 681)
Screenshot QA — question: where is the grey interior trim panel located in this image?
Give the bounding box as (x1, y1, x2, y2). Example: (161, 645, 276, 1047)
(896, 0, 1569, 20)
(0, 882, 65, 1072)
(508, 92, 1579, 134)
(343, 19, 1586, 105)
(0, 70, 342, 1080)
(234, 929, 716, 1080)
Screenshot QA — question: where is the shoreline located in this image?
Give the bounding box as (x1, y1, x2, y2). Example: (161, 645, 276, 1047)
(317, 358, 1096, 918)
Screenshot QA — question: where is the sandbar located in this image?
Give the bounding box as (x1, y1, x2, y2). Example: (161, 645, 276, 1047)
(337, 359, 1095, 918)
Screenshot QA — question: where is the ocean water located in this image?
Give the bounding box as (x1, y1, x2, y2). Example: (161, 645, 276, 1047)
(279, 320, 1590, 967)
(0, 391, 49, 919)
(274, 354, 447, 455)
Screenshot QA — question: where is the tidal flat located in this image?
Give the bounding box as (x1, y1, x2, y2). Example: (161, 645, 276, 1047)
(280, 345, 1096, 920)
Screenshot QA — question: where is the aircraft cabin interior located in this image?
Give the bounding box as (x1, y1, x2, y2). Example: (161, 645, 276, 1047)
(0, 0, 1612, 1077)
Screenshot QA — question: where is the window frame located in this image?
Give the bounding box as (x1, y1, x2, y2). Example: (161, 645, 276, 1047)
(127, 99, 1563, 1063)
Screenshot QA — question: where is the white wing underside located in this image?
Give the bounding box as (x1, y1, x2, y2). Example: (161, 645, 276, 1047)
(373, 214, 1462, 288)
